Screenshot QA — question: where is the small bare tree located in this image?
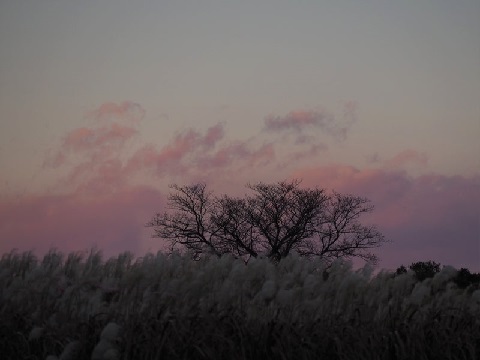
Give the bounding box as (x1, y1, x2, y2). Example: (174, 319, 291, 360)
(147, 180, 386, 264)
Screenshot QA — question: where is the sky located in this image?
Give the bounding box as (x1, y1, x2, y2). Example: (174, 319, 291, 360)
(0, 0, 479, 271)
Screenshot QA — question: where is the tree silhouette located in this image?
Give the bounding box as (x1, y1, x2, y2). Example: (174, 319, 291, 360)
(396, 261, 480, 289)
(147, 180, 386, 263)
(409, 261, 441, 281)
(453, 268, 480, 289)
(396, 261, 441, 281)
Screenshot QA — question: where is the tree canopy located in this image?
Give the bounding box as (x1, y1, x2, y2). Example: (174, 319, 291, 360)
(147, 180, 386, 264)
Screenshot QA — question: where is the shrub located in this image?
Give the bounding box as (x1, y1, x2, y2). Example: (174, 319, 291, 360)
(454, 268, 480, 290)
(409, 260, 441, 281)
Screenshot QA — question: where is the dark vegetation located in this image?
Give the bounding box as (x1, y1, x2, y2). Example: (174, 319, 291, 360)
(396, 260, 480, 290)
(0, 250, 479, 360)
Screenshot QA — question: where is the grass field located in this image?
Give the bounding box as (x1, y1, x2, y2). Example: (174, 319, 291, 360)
(1, 249, 479, 360)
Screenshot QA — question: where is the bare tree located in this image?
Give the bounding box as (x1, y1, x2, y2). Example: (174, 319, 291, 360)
(147, 180, 386, 264)
(299, 192, 385, 264)
(146, 184, 223, 259)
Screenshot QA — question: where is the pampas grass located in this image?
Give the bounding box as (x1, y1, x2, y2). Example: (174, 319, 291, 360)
(0, 249, 478, 359)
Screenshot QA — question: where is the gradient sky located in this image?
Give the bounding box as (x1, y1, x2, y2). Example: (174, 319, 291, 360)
(1, 1, 479, 271)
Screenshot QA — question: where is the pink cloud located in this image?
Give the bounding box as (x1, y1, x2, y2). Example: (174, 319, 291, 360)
(41, 102, 145, 193)
(43, 123, 138, 194)
(42, 120, 276, 196)
(202, 123, 225, 149)
(62, 123, 137, 152)
(289, 143, 328, 162)
(155, 130, 200, 163)
(126, 124, 275, 179)
(63, 127, 95, 150)
(265, 110, 328, 131)
(294, 135, 316, 145)
(44, 120, 139, 191)
(194, 141, 276, 171)
(196, 143, 250, 169)
(89, 101, 146, 123)
(292, 165, 480, 271)
(386, 149, 428, 169)
(71, 159, 127, 195)
(0, 186, 166, 258)
(245, 143, 275, 167)
(366, 150, 428, 170)
(126, 127, 217, 177)
(264, 104, 356, 141)
(156, 123, 227, 165)
(43, 104, 358, 196)
(200, 140, 273, 172)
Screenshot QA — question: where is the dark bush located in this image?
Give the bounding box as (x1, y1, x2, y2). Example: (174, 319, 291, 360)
(409, 261, 440, 281)
(453, 268, 480, 289)
(395, 265, 407, 276)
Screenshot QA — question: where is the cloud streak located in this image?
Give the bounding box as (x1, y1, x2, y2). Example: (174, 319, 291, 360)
(89, 101, 146, 123)
(264, 103, 357, 141)
(43, 105, 277, 195)
(128, 128, 275, 179)
(386, 149, 428, 169)
(288, 143, 328, 162)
